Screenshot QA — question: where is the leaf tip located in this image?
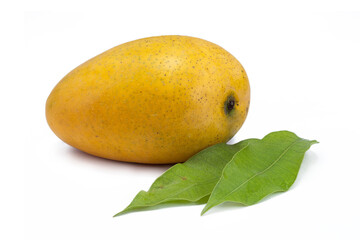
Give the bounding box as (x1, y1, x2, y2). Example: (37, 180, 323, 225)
(200, 208, 207, 216)
(200, 204, 213, 216)
(311, 140, 319, 144)
(113, 207, 131, 217)
(113, 211, 124, 217)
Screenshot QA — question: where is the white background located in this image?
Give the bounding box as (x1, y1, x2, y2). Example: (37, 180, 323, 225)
(2, 0, 360, 239)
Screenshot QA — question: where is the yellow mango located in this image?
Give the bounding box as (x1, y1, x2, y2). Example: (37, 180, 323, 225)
(46, 35, 250, 164)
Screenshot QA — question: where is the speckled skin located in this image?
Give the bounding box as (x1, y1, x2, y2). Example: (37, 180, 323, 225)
(46, 35, 250, 164)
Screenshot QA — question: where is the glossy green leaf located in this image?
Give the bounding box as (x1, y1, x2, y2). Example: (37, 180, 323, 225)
(201, 131, 318, 215)
(114, 138, 259, 216)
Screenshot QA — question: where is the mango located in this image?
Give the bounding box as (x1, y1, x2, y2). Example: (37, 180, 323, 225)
(46, 35, 250, 164)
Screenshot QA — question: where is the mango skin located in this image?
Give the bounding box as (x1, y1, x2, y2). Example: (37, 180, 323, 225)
(46, 35, 250, 164)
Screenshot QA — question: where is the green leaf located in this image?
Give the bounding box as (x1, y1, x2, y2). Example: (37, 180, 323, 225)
(201, 131, 318, 215)
(114, 138, 259, 216)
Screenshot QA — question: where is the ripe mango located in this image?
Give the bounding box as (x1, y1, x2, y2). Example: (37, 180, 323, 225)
(46, 36, 250, 164)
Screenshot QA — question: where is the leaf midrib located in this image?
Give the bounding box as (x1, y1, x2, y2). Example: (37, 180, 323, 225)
(130, 177, 219, 208)
(220, 139, 301, 201)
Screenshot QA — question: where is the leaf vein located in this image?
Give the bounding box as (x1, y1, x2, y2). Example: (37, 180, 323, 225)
(222, 138, 301, 200)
